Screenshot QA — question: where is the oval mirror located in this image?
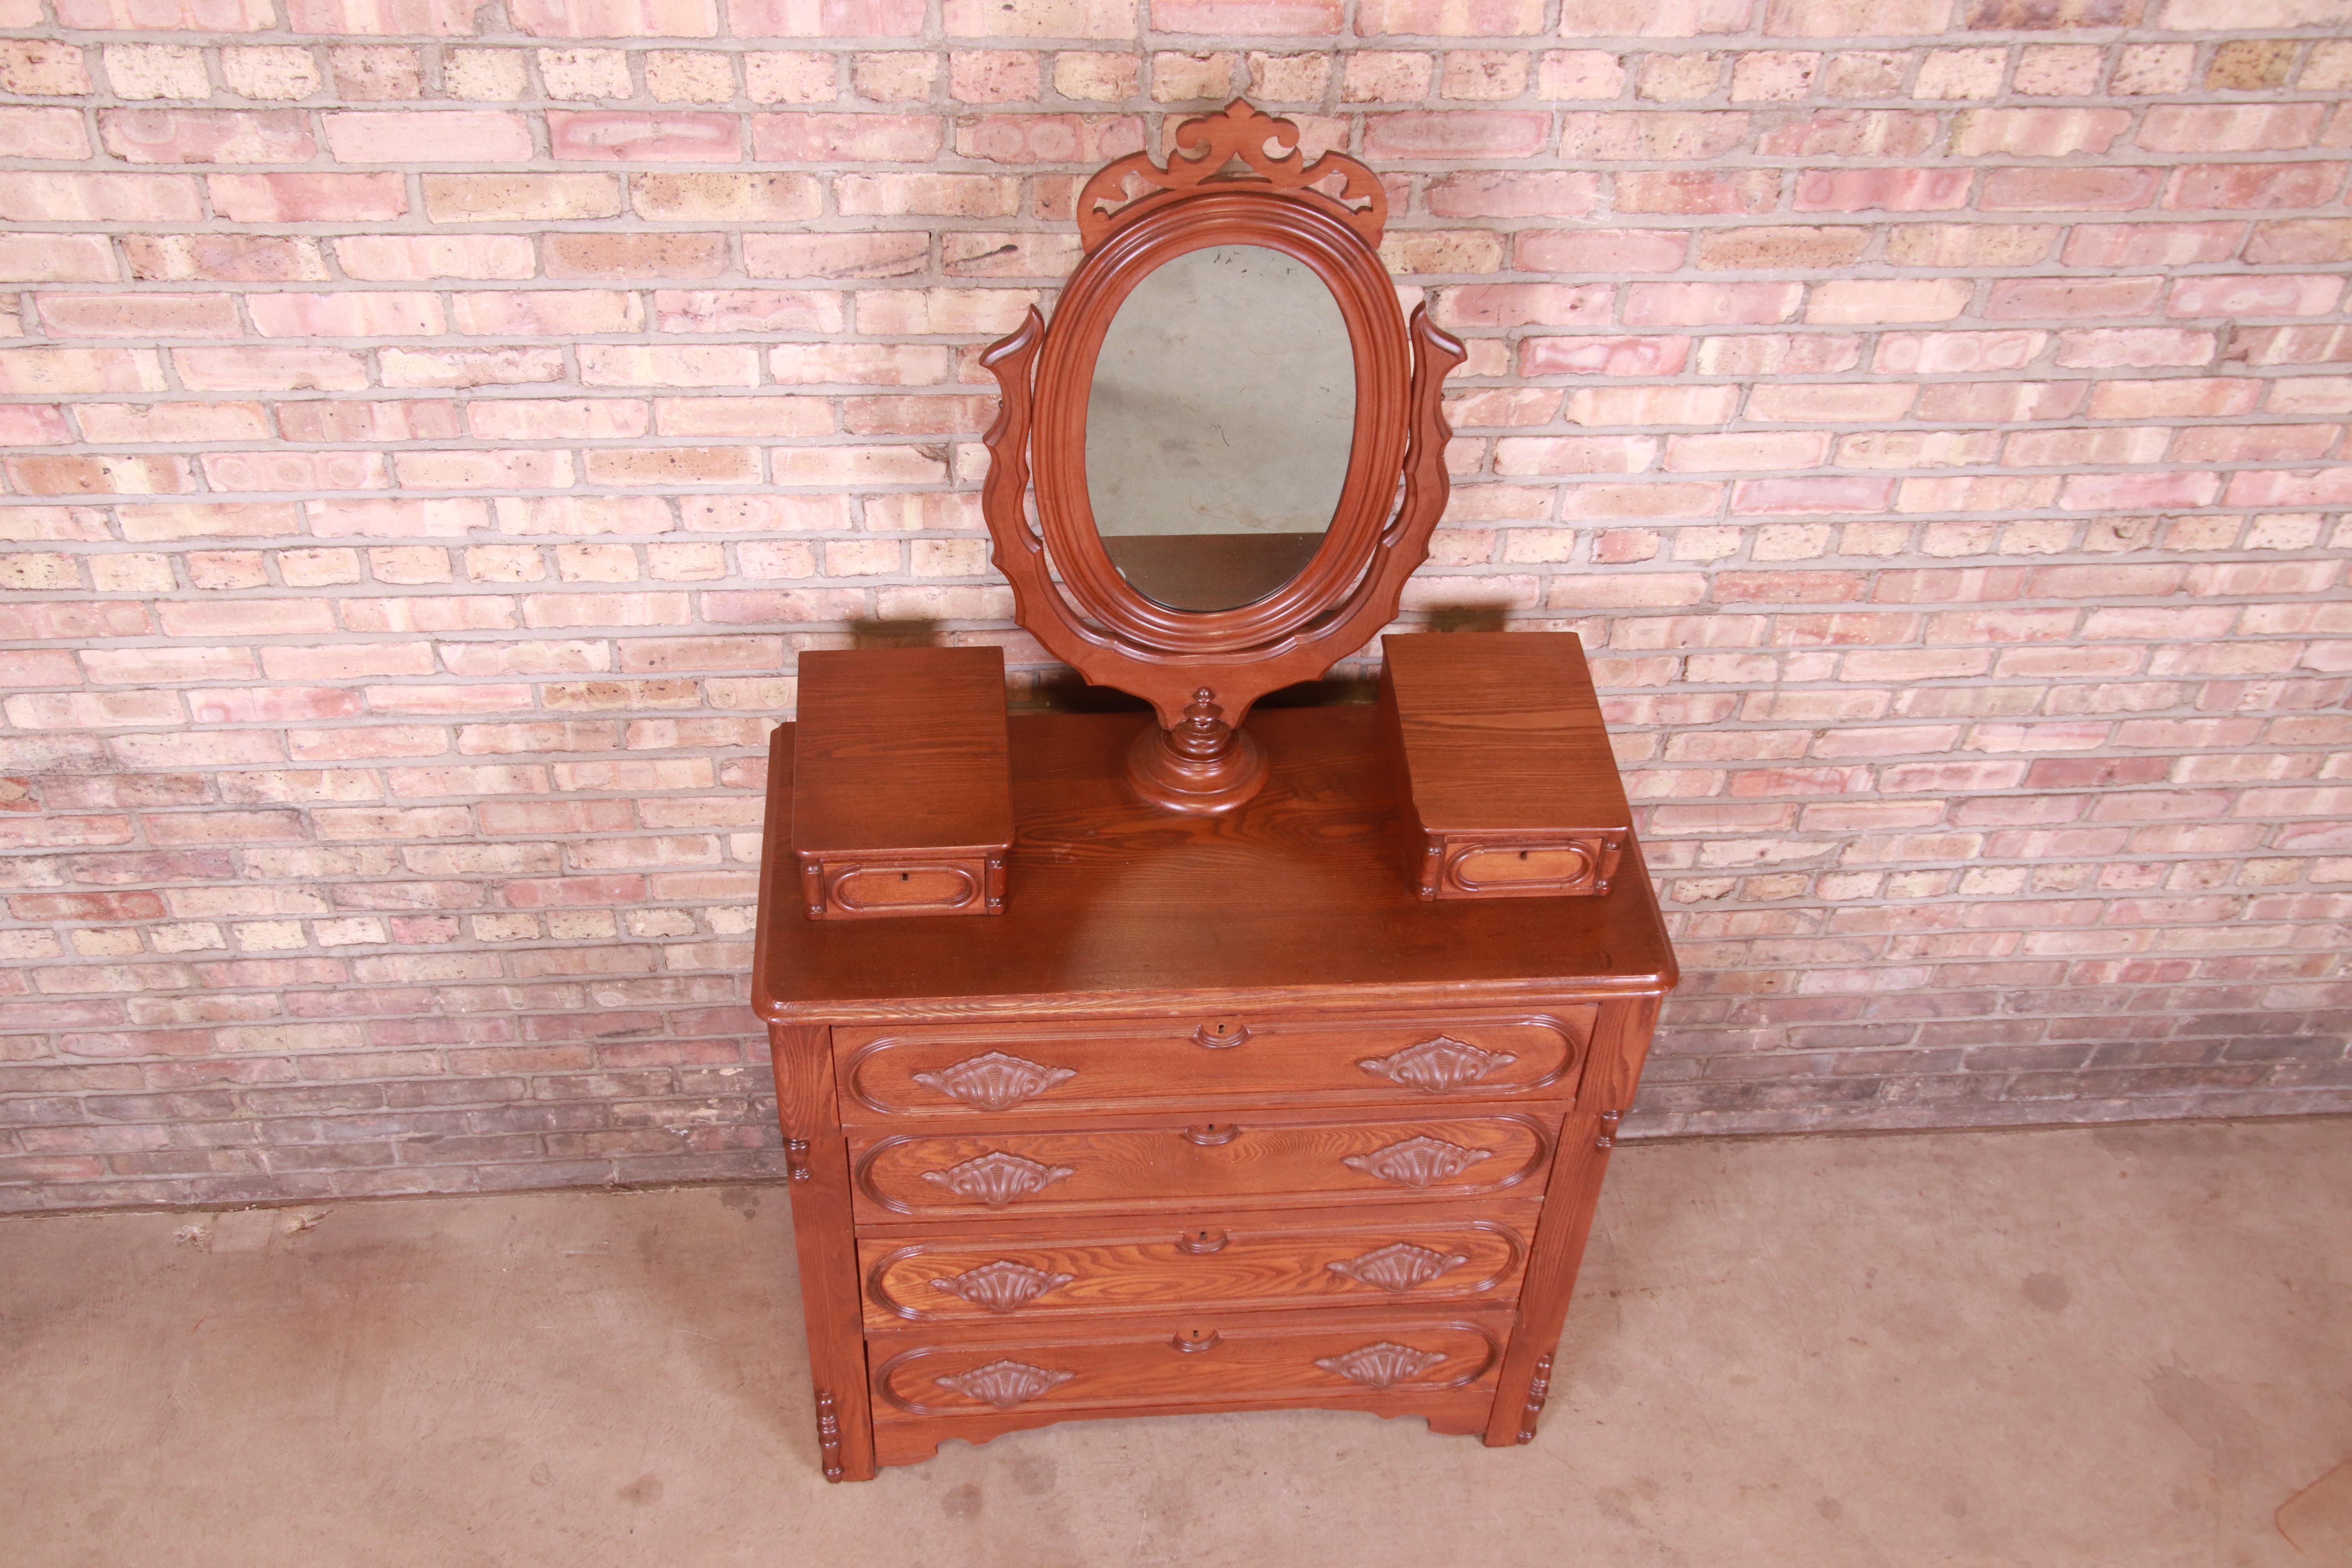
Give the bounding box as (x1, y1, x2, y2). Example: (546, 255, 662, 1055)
(1083, 244, 1357, 614)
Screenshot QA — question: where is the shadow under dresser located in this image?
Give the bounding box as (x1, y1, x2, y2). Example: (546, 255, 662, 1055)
(751, 702, 1676, 1480)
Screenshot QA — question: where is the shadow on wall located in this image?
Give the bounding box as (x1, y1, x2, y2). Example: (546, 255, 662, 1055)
(848, 617, 946, 650)
(1421, 606, 1511, 635)
(837, 610, 1514, 714)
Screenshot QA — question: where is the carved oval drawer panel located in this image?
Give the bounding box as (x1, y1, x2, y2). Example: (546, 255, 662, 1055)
(859, 1207, 1537, 1327)
(850, 1114, 1554, 1221)
(830, 864, 981, 914)
(833, 1008, 1594, 1122)
(871, 1315, 1506, 1418)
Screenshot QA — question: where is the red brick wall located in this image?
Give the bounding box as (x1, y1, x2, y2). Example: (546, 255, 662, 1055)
(4, 0, 2350, 1210)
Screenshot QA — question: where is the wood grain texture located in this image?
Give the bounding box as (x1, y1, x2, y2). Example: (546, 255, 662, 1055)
(860, 1202, 1539, 1326)
(1482, 999, 1657, 1449)
(1379, 632, 1629, 833)
(833, 1008, 1593, 1123)
(754, 630, 1670, 1479)
(1482, 1107, 1613, 1449)
(870, 1310, 1508, 1417)
(790, 646, 1011, 921)
(752, 706, 1676, 1025)
(1379, 632, 1635, 903)
(791, 646, 1013, 856)
(774, 1118, 877, 1483)
(851, 1112, 1555, 1221)
(753, 703, 1673, 1479)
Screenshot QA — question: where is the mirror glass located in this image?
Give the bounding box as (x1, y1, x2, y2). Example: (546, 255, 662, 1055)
(1085, 244, 1356, 613)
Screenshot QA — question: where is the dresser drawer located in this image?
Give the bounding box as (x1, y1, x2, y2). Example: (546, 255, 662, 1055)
(860, 1203, 1538, 1327)
(832, 1008, 1593, 1123)
(870, 1312, 1508, 1419)
(850, 1112, 1554, 1221)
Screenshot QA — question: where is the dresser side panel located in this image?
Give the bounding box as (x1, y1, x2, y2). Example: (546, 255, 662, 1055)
(769, 1020, 872, 1482)
(1485, 993, 1660, 1446)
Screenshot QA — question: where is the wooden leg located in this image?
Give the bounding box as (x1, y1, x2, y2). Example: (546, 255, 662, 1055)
(785, 1131, 877, 1481)
(1484, 1107, 1615, 1447)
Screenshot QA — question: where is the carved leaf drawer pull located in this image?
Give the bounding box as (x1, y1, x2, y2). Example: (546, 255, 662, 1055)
(920, 1150, 1076, 1207)
(1325, 1241, 1471, 1293)
(927, 1259, 1075, 1313)
(1357, 1035, 1517, 1094)
(911, 1051, 1077, 1112)
(933, 1359, 1076, 1410)
(1340, 1135, 1492, 1190)
(1314, 1341, 1447, 1391)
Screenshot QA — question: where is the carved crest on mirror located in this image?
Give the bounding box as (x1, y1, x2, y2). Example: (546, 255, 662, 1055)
(980, 100, 1466, 812)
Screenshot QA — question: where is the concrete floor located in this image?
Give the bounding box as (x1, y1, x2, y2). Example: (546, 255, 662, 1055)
(3, 1120, 2348, 1567)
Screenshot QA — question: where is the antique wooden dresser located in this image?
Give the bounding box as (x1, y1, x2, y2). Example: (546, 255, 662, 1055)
(750, 699, 1676, 1481)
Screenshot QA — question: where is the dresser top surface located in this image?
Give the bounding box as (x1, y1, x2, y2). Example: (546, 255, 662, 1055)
(753, 704, 1675, 1023)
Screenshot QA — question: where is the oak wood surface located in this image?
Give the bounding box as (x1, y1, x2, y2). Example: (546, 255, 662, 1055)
(752, 704, 1677, 1024)
(750, 630, 1674, 1479)
(777, 1114, 877, 1483)
(869, 1308, 1510, 1417)
(850, 1111, 1556, 1221)
(860, 1201, 1539, 1327)
(832, 1007, 1593, 1123)
(1379, 631, 1638, 906)
(1379, 631, 1630, 835)
(791, 645, 1013, 857)
(1483, 995, 1656, 1446)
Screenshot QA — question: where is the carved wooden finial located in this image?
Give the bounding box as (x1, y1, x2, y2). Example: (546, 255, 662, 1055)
(1075, 98, 1388, 252)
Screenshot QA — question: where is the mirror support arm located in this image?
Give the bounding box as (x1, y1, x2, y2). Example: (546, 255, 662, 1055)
(979, 308, 1056, 633)
(1392, 306, 1470, 555)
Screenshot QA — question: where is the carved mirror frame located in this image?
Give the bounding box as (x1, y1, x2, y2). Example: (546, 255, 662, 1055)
(981, 100, 1466, 812)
